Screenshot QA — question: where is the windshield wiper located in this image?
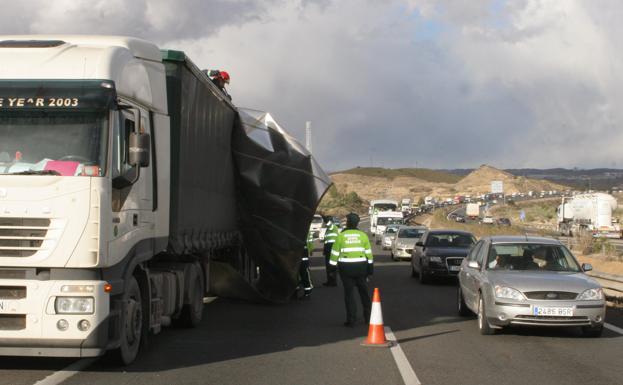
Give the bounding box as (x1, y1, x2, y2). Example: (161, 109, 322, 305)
(7, 170, 62, 176)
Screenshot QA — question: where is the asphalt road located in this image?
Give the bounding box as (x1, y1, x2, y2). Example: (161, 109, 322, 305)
(2, 230, 623, 385)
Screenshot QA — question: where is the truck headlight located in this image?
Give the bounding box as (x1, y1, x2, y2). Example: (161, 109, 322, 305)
(55, 297, 95, 314)
(494, 286, 525, 301)
(576, 288, 603, 301)
(429, 256, 442, 263)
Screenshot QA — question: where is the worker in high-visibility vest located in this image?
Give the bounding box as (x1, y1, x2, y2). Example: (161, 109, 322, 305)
(330, 213, 373, 327)
(299, 229, 314, 298)
(322, 217, 340, 287)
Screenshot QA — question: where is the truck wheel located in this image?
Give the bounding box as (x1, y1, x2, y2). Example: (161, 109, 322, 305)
(178, 272, 204, 328)
(114, 276, 143, 365)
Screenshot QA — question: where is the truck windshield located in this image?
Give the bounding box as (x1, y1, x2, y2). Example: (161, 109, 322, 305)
(374, 204, 397, 211)
(0, 111, 108, 176)
(377, 217, 404, 225)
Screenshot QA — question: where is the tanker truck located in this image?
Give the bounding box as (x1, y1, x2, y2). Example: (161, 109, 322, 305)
(557, 193, 621, 238)
(0, 35, 330, 364)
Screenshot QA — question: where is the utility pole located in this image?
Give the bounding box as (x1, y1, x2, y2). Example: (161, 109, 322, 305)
(305, 121, 312, 153)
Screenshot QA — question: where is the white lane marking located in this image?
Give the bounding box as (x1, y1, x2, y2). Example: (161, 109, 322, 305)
(385, 327, 421, 385)
(203, 296, 218, 304)
(605, 323, 623, 335)
(33, 358, 96, 385)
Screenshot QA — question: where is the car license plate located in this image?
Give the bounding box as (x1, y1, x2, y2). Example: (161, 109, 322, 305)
(449, 265, 460, 272)
(533, 306, 573, 317)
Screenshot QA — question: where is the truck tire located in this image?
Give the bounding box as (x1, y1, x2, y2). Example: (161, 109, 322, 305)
(114, 276, 143, 365)
(177, 270, 204, 328)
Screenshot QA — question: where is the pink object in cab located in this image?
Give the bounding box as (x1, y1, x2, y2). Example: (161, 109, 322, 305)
(44, 160, 80, 176)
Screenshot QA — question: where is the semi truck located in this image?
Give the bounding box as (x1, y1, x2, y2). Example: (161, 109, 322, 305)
(0, 35, 330, 364)
(369, 199, 398, 234)
(400, 198, 412, 214)
(557, 193, 621, 238)
(465, 203, 480, 221)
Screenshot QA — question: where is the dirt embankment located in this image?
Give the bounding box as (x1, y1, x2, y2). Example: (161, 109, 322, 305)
(328, 164, 567, 204)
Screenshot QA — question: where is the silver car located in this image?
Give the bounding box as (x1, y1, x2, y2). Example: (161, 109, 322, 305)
(381, 225, 402, 250)
(391, 226, 427, 261)
(458, 236, 605, 337)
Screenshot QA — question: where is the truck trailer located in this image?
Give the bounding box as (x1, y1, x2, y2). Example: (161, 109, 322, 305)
(0, 36, 331, 364)
(557, 193, 621, 238)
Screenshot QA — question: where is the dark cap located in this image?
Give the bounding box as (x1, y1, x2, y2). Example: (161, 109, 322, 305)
(346, 212, 360, 228)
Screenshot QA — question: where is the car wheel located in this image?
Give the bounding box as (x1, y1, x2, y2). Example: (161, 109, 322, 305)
(418, 266, 429, 284)
(478, 295, 495, 335)
(581, 324, 604, 338)
(458, 286, 471, 316)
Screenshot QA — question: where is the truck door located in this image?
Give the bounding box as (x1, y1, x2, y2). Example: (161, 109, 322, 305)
(109, 105, 155, 265)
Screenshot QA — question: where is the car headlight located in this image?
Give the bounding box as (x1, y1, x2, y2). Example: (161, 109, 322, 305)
(576, 288, 604, 301)
(55, 297, 95, 314)
(494, 286, 525, 301)
(429, 256, 442, 263)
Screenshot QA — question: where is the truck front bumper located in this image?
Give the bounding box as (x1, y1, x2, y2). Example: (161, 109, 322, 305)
(0, 279, 110, 357)
(0, 317, 108, 357)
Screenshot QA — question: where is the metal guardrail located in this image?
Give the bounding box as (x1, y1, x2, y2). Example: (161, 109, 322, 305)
(587, 271, 623, 304)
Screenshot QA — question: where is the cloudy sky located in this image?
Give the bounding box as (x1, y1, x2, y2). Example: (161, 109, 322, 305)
(2, 0, 622, 170)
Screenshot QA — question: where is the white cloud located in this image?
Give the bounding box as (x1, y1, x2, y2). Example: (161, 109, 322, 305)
(1, 0, 622, 169)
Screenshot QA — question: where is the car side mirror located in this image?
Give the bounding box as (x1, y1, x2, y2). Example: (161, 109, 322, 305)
(582, 263, 593, 272)
(467, 261, 480, 269)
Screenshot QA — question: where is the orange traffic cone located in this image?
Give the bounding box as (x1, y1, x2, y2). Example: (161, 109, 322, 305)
(362, 288, 393, 347)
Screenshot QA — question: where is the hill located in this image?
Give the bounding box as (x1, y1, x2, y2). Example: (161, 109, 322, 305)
(324, 165, 569, 205)
(454, 165, 567, 195)
(336, 167, 462, 184)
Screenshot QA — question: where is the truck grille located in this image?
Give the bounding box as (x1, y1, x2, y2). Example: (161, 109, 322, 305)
(0, 315, 26, 330)
(0, 286, 26, 299)
(0, 218, 51, 257)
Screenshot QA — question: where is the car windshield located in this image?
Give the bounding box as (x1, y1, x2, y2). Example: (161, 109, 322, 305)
(398, 228, 425, 238)
(0, 111, 108, 176)
(486, 243, 582, 272)
(377, 217, 404, 225)
(426, 233, 476, 247)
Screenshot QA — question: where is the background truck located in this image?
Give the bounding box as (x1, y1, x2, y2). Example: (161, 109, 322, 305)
(465, 203, 480, 221)
(557, 193, 621, 238)
(369, 199, 398, 234)
(373, 211, 404, 244)
(0, 36, 330, 364)
(400, 198, 412, 214)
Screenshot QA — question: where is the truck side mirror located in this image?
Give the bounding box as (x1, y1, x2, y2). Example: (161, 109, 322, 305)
(129, 132, 150, 167)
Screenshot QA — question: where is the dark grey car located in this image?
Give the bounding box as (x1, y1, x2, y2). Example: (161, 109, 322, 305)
(458, 236, 605, 337)
(411, 230, 477, 284)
